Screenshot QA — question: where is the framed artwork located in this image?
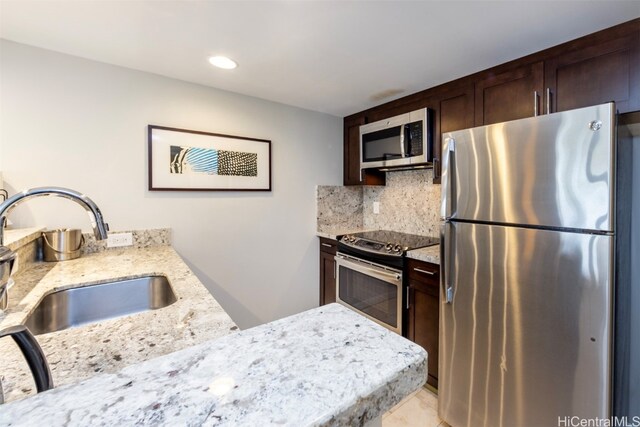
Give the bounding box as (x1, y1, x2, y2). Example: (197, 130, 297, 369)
(148, 125, 271, 191)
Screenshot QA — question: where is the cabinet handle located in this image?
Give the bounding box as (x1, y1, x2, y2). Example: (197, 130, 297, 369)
(546, 87, 552, 115)
(321, 243, 334, 248)
(433, 157, 440, 179)
(333, 261, 336, 279)
(533, 91, 539, 116)
(414, 267, 436, 276)
(406, 288, 410, 310)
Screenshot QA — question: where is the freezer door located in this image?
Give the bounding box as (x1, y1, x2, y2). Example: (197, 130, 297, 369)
(439, 222, 613, 427)
(441, 103, 615, 232)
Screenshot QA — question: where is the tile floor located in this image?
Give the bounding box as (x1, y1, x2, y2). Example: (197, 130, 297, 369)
(382, 387, 450, 427)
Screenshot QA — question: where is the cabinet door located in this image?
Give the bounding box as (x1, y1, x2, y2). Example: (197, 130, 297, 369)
(407, 259, 440, 389)
(430, 82, 475, 183)
(343, 116, 365, 186)
(475, 61, 544, 126)
(545, 31, 640, 114)
(408, 282, 439, 388)
(343, 116, 385, 186)
(319, 251, 336, 305)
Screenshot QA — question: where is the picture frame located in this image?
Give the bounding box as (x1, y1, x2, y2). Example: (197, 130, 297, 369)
(148, 125, 271, 191)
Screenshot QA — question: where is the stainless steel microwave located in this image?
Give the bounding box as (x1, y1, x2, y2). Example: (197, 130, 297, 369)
(359, 108, 433, 171)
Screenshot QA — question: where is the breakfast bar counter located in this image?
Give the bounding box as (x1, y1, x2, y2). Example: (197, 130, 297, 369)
(1, 303, 427, 426)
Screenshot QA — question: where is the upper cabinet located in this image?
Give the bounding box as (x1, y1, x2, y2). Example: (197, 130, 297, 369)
(474, 62, 544, 126)
(430, 82, 475, 183)
(343, 114, 385, 186)
(343, 115, 365, 186)
(343, 18, 640, 186)
(545, 31, 640, 114)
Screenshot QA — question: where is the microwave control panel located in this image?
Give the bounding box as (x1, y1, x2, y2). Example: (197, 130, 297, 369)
(406, 121, 423, 156)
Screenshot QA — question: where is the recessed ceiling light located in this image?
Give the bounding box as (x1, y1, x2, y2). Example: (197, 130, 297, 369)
(208, 56, 237, 70)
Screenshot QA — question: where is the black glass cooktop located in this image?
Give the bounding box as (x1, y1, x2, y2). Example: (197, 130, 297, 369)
(350, 230, 439, 250)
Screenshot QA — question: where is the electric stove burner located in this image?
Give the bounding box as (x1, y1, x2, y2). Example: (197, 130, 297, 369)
(339, 230, 439, 257)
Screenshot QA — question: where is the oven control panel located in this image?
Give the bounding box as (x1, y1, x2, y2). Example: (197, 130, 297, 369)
(340, 235, 408, 256)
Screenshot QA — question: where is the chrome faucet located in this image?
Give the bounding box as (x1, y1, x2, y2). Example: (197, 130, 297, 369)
(0, 187, 109, 309)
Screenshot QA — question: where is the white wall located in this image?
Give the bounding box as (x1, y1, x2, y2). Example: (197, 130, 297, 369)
(0, 40, 343, 328)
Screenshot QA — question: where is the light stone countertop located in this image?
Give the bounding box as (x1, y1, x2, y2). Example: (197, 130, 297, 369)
(406, 245, 440, 265)
(3, 227, 43, 251)
(0, 303, 427, 427)
(0, 245, 237, 403)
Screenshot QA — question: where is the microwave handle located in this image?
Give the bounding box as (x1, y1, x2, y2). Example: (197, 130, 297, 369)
(404, 124, 412, 157)
(399, 125, 406, 158)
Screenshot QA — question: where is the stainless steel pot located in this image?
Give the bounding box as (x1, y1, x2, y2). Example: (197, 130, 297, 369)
(42, 229, 84, 262)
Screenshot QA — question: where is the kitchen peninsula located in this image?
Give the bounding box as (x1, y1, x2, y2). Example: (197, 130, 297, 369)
(0, 230, 427, 426)
(1, 304, 427, 426)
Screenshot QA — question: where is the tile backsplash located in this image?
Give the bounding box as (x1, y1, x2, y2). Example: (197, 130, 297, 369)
(316, 185, 363, 231)
(82, 228, 171, 254)
(317, 169, 441, 237)
(363, 169, 441, 237)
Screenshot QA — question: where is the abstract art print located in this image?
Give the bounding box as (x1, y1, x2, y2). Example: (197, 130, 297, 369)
(148, 125, 271, 191)
(169, 146, 258, 177)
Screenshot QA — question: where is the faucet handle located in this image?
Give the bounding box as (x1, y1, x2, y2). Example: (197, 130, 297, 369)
(0, 247, 17, 276)
(0, 248, 16, 310)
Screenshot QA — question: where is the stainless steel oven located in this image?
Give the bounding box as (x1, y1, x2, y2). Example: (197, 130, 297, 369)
(335, 252, 403, 334)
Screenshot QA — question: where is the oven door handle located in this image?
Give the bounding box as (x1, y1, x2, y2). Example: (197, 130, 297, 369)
(335, 254, 402, 282)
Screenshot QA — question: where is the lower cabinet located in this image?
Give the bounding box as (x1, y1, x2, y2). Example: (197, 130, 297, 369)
(407, 258, 440, 389)
(319, 238, 337, 305)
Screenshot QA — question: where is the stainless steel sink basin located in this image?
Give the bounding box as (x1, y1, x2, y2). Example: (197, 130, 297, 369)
(24, 276, 177, 335)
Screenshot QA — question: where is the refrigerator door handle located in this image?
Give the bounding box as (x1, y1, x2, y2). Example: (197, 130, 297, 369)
(441, 137, 456, 219)
(440, 222, 453, 304)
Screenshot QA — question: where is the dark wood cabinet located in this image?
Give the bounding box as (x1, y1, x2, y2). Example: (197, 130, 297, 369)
(343, 116, 364, 186)
(319, 237, 337, 305)
(406, 258, 440, 389)
(475, 61, 544, 126)
(343, 19, 639, 186)
(545, 31, 640, 114)
(343, 115, 385, 186)
(430, 83, 475, 182)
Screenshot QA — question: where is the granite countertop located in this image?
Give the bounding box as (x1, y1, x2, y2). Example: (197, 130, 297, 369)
(406, 245, 440, 265)
(3, 227, 43, 251)
(0, 245, 237, 402)
(0, 303, 427, 427)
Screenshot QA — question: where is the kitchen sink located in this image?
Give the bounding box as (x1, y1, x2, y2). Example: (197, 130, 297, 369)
(23, 276, 177, 335)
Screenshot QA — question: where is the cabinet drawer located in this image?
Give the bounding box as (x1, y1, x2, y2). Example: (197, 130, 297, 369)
(319, 237, 338, 255)
(407, 258, 440, 287)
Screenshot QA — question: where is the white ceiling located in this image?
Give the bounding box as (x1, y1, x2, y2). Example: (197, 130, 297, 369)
(1, 1, 638, 117)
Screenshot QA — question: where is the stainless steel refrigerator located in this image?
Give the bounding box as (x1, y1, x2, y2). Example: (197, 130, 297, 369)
(439, 103, 617, 427)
